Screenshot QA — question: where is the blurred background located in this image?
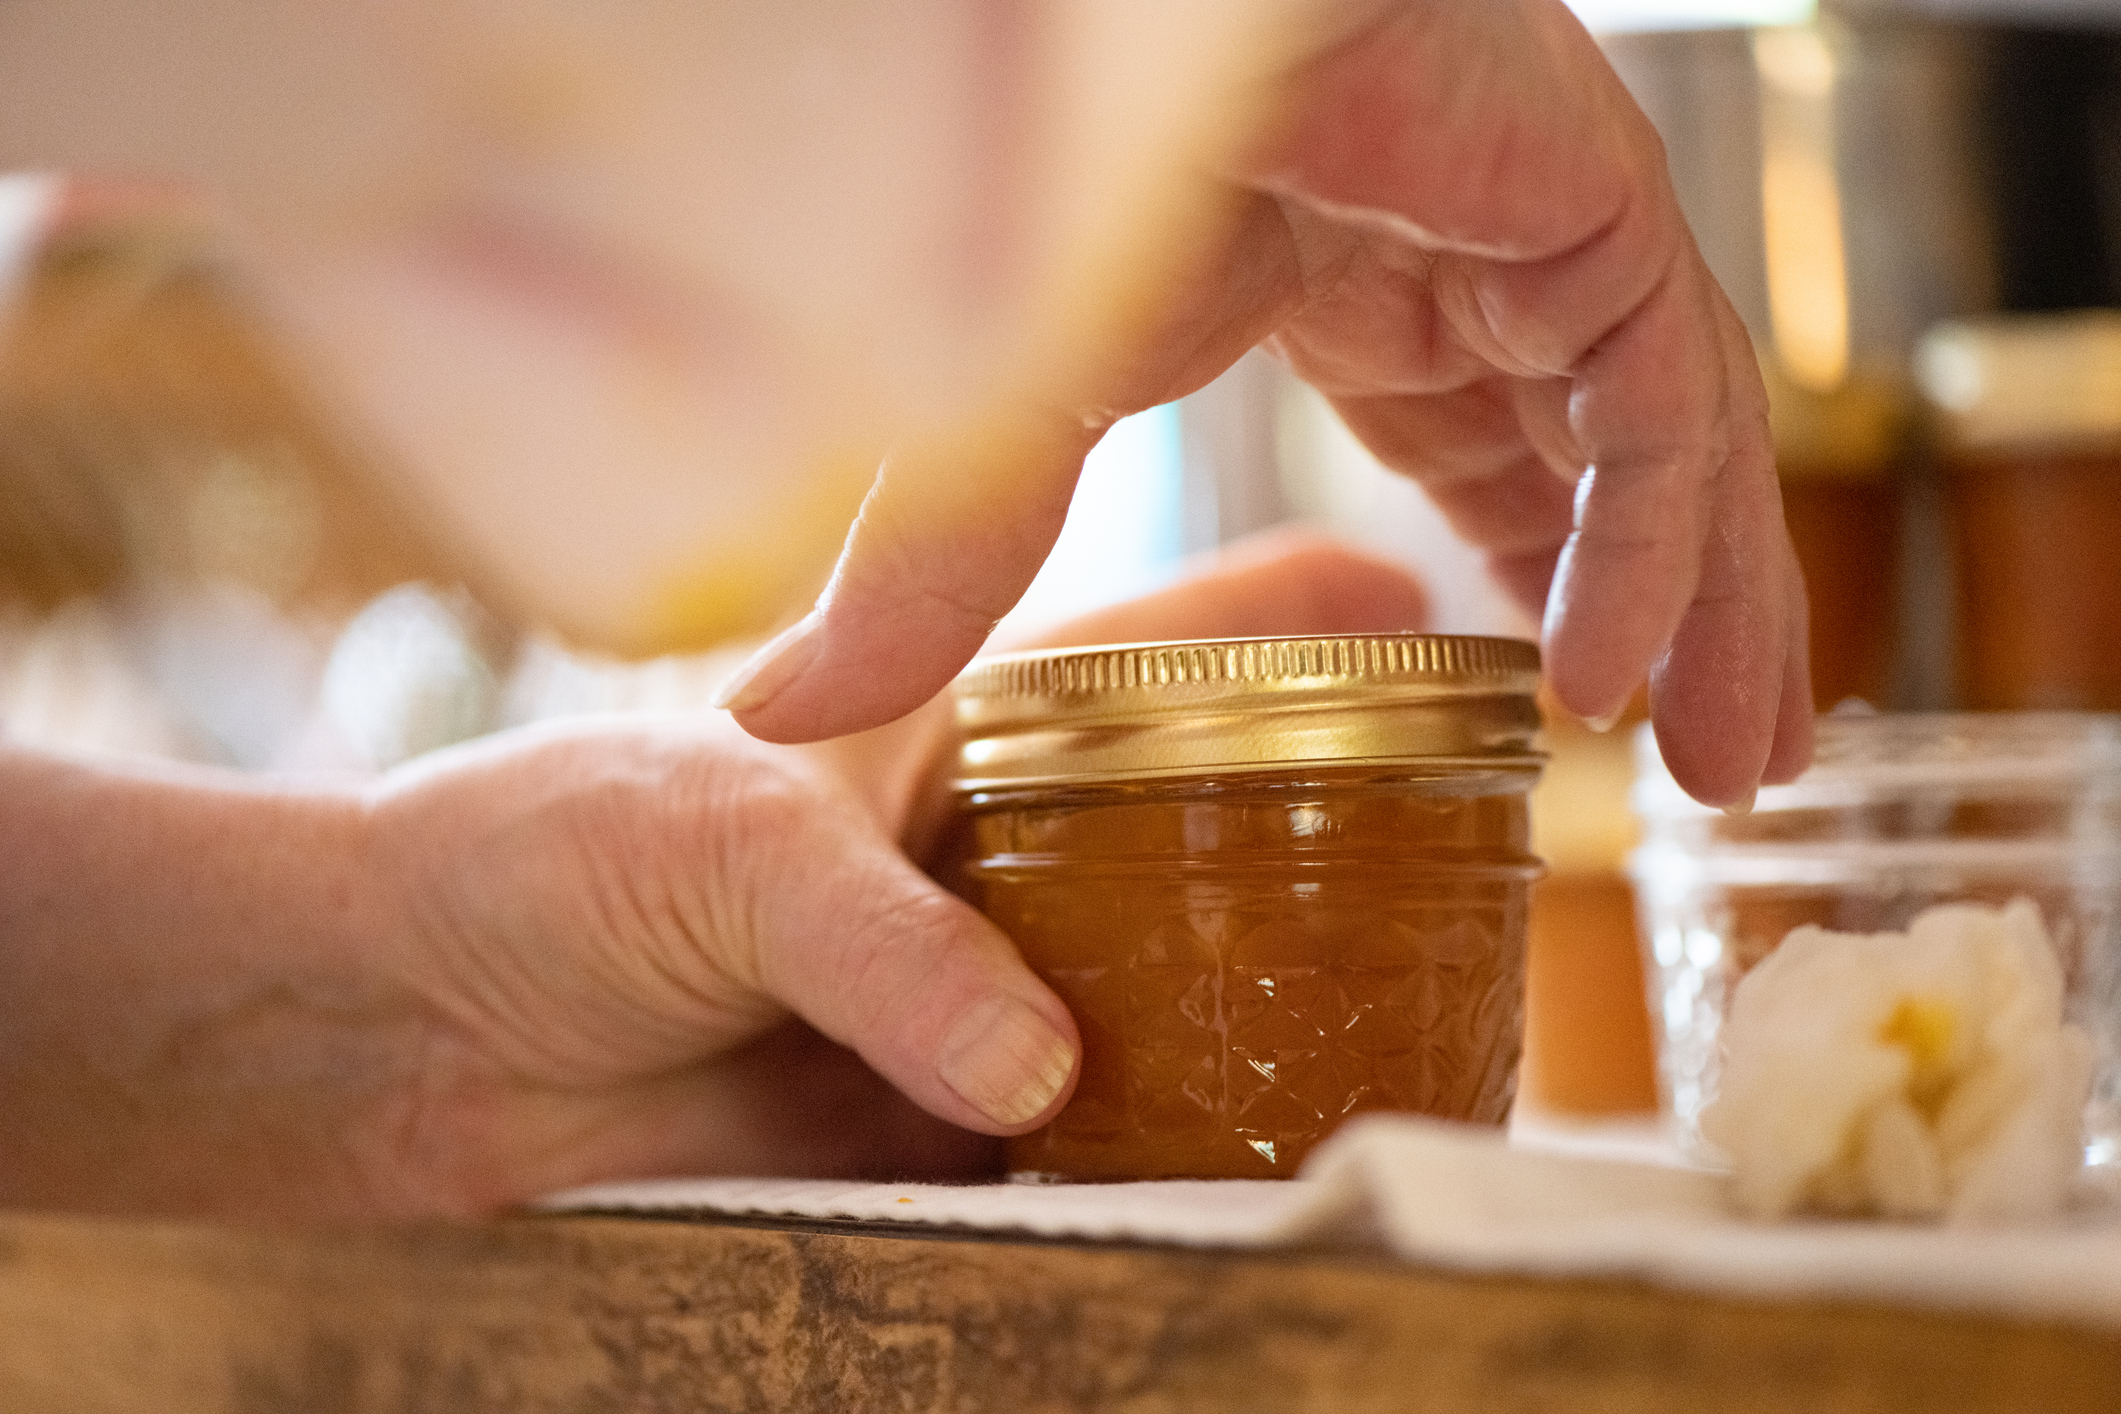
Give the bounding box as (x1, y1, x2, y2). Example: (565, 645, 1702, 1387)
(6, 0, 2121, 1121)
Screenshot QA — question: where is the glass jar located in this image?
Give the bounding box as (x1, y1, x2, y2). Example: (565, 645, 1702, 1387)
(1919, 312, 2121, 710)
(950, 634, 1545, 1180)
(1628, 711, 2121, 1163)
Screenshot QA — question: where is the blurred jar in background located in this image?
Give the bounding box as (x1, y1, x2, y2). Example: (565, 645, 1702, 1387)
(0, 188, 445, 623)
(0, 189, 466, 770)
(1919, 311, 2121, 712)
(1765, 360, 1912, 711)
(1517, 695, 1661, 1119)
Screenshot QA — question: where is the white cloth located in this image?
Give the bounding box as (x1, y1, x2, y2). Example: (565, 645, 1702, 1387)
(543, 1114, 2121, 1329)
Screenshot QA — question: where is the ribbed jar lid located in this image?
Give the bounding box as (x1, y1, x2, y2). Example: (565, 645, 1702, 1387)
(953, 633, 1543, 789)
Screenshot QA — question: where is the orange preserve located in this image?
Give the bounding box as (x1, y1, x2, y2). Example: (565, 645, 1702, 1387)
(950, 634, 1546, 1180)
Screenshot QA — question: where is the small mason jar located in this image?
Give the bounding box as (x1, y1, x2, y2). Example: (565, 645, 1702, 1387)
(949, 634, 1546, 1181)
(1629, 711, 2121, 1163)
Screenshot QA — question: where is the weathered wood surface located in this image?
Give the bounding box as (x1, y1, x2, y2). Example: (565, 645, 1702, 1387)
(1, 1209, 2117, 1413)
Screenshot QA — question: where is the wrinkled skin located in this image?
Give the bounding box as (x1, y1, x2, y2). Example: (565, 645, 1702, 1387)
(0, 537, 1433, 1218)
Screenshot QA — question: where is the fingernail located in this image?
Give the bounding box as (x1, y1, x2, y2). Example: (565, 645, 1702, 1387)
(1723, 787, 1758, 817)
(710, 612, 822, 713)
(1584, 710, 1623, 733)
(936, 996, 1076, 1128)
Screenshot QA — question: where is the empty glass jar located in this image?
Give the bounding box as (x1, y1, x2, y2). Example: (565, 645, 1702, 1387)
(1629, 711, 2121, 1163)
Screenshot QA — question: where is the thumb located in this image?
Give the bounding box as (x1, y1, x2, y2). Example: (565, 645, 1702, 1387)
(742, 771, 1081, 1133)
(715, 406, 1102, 744)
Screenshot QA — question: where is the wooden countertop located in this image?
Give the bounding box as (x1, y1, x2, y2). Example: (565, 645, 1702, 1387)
(2, 1207, 2117, 1412)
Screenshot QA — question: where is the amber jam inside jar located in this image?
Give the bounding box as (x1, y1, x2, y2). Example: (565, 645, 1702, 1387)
(951, 634, 1544, 1180)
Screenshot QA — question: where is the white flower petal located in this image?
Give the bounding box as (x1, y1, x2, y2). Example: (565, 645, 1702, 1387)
(1860, 1098, 1948, 1220)
(1947, 1027, 2094, 1227)
(1707, 900, 2091, 1225)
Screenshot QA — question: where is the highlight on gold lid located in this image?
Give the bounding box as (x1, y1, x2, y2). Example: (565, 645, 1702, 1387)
(953, 633, 1543, 789)
(1917, 311, 2121, 454)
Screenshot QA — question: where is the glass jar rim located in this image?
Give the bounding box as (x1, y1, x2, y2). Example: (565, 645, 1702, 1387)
(1633, 710, 2121, 820)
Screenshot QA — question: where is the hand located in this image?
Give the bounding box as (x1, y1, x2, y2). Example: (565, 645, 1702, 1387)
(357, 533, 1428, 1214)
(0, 534, 1426, 1220)
(360, 529, 1425, 1221)
(716, 0, 1811, 810)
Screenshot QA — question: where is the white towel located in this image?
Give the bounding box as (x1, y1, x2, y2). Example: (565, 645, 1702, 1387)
(544, 1114, 2121, 1329)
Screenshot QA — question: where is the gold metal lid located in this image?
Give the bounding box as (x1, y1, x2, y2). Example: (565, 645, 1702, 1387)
(953, 633, 1543, 789)
(1917, 311, 2121, 454)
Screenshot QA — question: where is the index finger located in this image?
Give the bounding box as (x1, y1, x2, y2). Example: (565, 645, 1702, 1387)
(717, 187, 1307, 743)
